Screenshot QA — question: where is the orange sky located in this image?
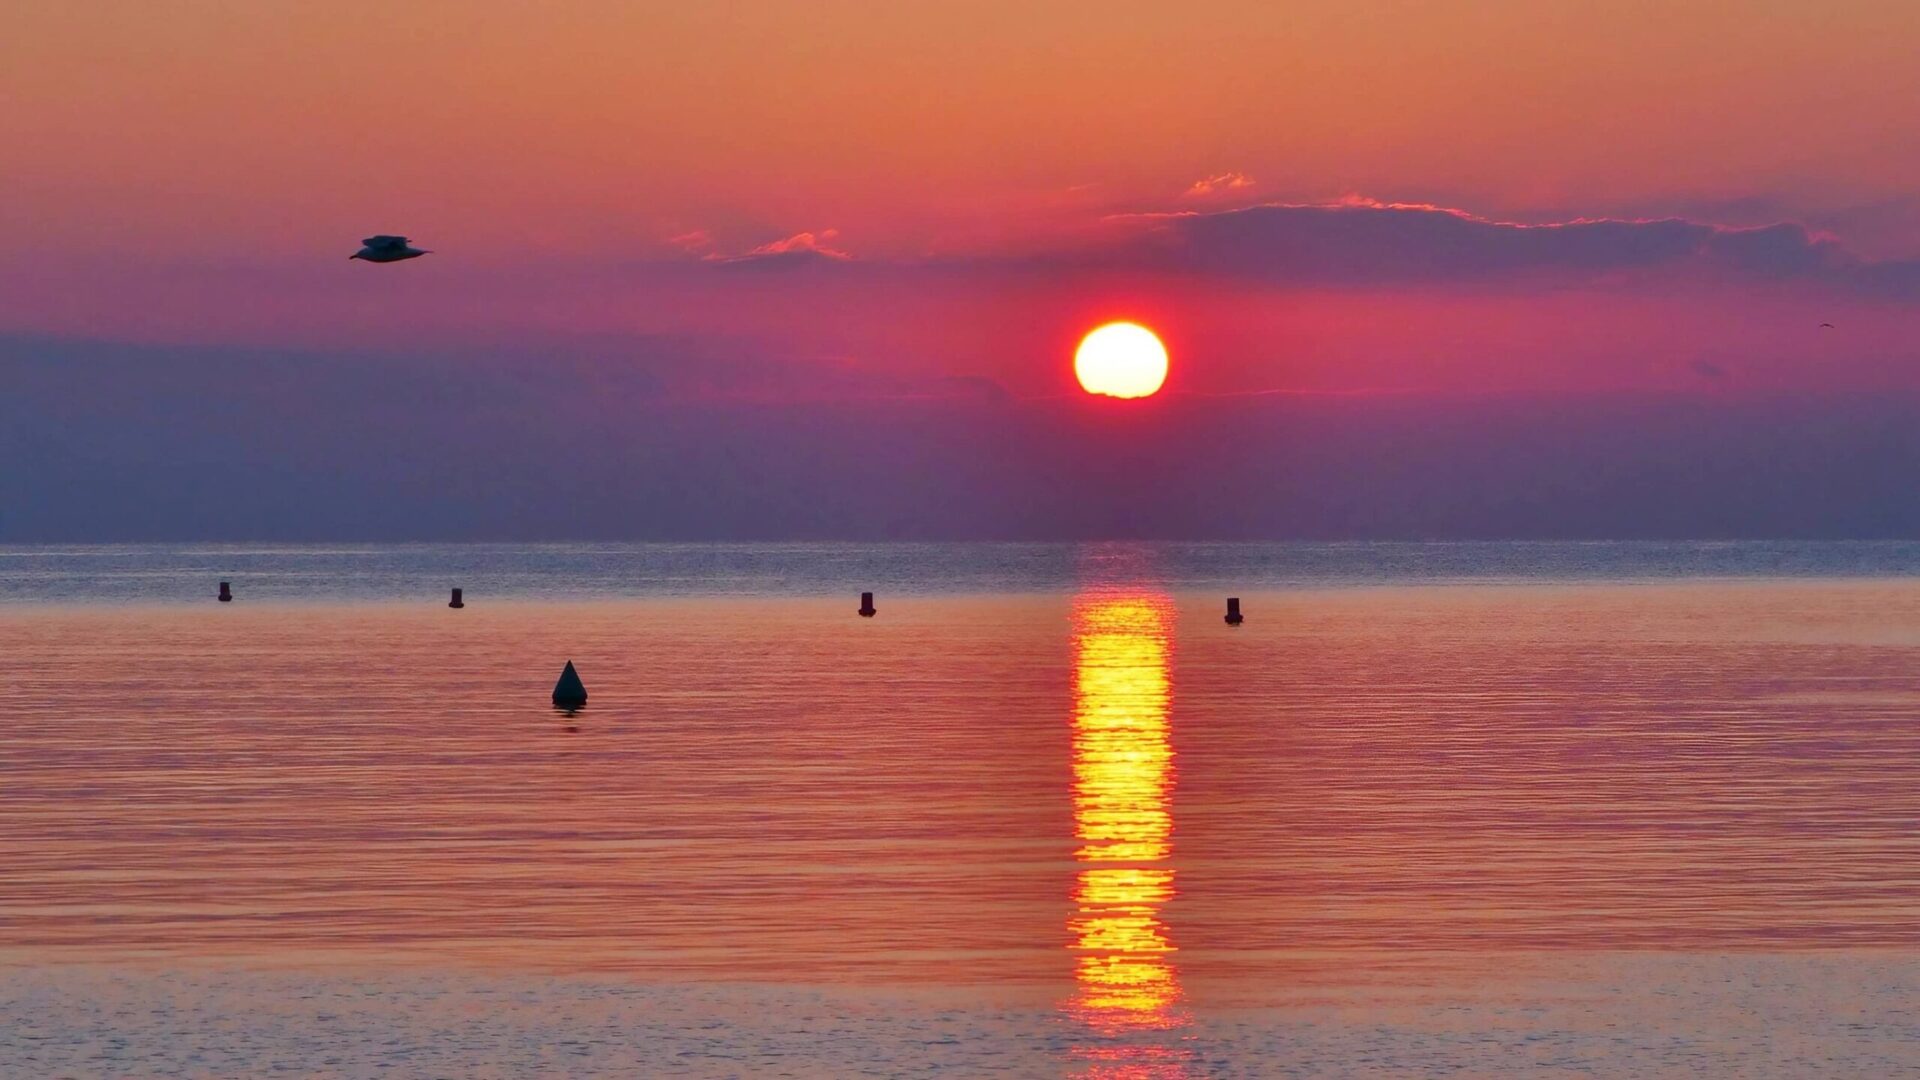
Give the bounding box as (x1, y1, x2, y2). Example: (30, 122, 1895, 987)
(9, 2, 1920, 543)
(7, 1, 1920, 262)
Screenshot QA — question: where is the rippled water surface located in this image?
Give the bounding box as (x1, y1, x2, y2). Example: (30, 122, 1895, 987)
(5, 547, 1920, 1075)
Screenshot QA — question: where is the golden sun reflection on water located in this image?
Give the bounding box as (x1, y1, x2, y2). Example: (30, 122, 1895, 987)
(1067, 592, 1186, 1055)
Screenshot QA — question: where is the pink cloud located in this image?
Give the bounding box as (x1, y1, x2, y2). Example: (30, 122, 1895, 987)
(665, 229, 715, 254)
(706, 229, 853, 264)
(1183, 172, 1257, 198)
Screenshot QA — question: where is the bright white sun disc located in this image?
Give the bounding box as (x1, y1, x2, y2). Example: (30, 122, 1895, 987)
(1075, 322, 1168, 399)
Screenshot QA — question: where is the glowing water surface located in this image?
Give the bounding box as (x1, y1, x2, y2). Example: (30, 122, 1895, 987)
(1067, 592, 1191, 1075)
(7, 574, 1920, 1075)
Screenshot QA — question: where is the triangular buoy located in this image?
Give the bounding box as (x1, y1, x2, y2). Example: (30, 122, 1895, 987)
(552, 661, 587, 709)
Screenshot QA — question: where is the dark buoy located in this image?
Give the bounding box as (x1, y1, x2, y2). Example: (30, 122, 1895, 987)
(1224, 597, 1243, 626)
(552, 661, 587, 710)
(858, 591, 877, 617)
(218, 581, 233, 603)
(448, 588, 464, 609)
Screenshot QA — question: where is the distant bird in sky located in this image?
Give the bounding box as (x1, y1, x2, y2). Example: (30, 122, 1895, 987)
(349, 235, 429, 263)
(1820, 322, 1836, 329)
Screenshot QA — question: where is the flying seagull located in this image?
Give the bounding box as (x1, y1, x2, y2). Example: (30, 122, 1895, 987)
(1820, 322, 1836, 329)
(349, 235, 429, 263)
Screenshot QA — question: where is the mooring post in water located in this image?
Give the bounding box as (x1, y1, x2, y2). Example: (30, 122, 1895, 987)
(218, 581, 232, 603)
(552, 660, 588, 710)
(858, 591, 877, 617)
(1225, 597, 1243, 625)
(449, 588, 464, 609)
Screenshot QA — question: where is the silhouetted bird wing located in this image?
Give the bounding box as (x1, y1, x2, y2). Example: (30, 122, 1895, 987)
(1820, 322, 1836, 328)
(362, 235, 409, 249)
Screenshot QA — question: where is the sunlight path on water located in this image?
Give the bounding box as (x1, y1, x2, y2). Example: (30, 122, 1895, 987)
(1065, 591, 1194, 1075)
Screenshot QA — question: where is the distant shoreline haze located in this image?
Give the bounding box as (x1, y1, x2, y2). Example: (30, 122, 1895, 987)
(5, 542, 1920, 606)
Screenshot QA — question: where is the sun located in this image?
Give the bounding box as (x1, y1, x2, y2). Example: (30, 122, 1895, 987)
(1075, 322, 1168, 399)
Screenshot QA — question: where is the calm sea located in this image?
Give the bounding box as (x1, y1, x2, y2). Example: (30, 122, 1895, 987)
(4, 542, 1920, 1077)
